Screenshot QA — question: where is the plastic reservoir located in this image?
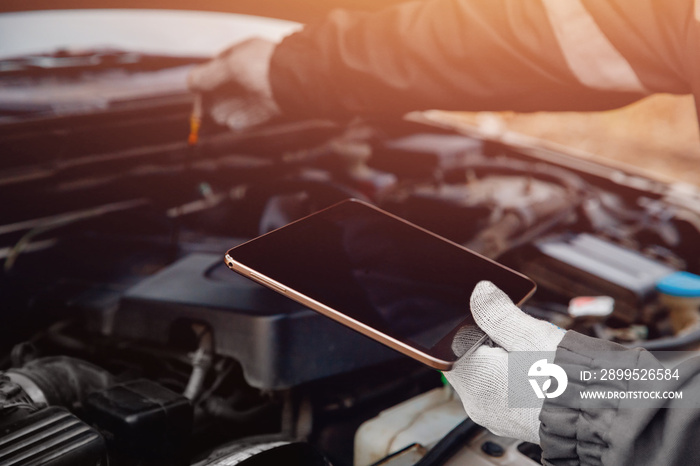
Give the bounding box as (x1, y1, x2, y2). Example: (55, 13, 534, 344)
(354, 385, 465, 466)
(354, 385, 541, 466)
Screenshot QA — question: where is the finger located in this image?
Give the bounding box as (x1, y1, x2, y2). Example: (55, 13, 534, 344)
(470, 281, 565, 352)
(445, 344, 542, 444)
(446, 345, 507, 396)
(187, 58, 232, 93)
(210, 97, 278, 131)
(451, 325, 487, 358)
(445, 345, 508, 418)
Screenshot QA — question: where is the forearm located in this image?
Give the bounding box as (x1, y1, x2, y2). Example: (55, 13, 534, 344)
(541, 331, 700, 465)
(269, 0, 693, 119)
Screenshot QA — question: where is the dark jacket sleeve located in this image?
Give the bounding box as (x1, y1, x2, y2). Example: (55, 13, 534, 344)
(540, 331, 700, 465)
(268, 0, 696, 119)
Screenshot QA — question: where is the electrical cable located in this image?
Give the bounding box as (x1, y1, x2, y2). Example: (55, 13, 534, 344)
(183, 323, 213, 401)
(3, 199, 148, 273)
(413, 418, 483, 466)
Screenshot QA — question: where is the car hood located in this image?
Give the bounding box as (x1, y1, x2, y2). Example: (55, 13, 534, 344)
(0, 0, 408, 23)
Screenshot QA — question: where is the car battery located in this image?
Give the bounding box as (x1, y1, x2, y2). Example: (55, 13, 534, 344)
(519, 233, 676, 322)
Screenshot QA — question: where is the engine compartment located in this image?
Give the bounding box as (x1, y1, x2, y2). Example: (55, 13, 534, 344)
(1, 82, 700, 465)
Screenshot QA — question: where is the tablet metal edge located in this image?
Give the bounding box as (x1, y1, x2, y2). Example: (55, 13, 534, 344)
(222, 198, 537, 372)
(225, 254, 459, 371)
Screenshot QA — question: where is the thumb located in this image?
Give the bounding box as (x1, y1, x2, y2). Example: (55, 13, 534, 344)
(471, 281, 565, 352)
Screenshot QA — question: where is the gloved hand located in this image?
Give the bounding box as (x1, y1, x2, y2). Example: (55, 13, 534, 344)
(444, 281, 566, 444)
(187, 38, 281, 130)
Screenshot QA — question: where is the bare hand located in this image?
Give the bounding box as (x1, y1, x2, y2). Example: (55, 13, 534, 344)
(188, 38, 281, 130)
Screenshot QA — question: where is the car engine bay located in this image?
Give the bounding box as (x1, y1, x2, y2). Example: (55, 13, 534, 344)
(2, 44, 700, 466)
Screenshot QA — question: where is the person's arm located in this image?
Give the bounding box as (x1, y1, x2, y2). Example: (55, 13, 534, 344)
(451, 282, 700, 465)
(541, 332, 700, 465)
(270, 0, 695, 119)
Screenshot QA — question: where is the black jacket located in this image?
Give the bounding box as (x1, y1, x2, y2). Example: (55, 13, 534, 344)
(269, 0, 699, 121)
(542, 331, 700, 465)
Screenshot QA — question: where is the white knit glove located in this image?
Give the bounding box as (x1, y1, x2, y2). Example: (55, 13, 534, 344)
(444, 281, 566, 444)
(188, 38, 281, 130)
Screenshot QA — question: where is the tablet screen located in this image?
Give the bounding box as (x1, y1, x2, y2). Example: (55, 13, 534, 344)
(227, 199, 535, 362)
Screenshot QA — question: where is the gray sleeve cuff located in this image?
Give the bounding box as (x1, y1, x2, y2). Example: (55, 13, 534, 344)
(539, 331, 643, 465)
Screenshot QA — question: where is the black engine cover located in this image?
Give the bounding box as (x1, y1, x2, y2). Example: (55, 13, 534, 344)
(111, 253, 399, 389)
